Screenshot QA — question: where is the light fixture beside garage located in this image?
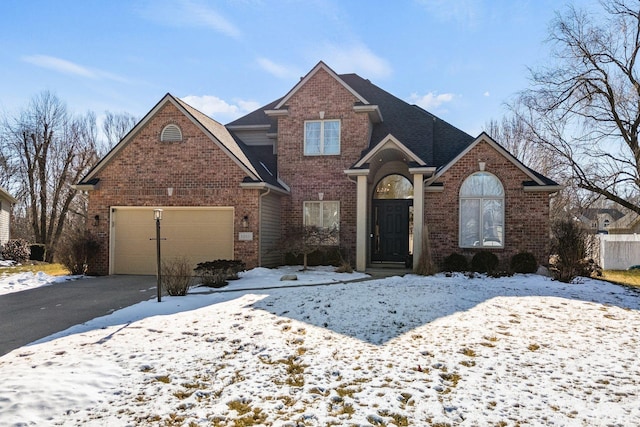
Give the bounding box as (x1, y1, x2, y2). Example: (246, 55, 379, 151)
(93, 214, 100, 226)
(242, 215, 249, 228)
(167, 187, 174, 196)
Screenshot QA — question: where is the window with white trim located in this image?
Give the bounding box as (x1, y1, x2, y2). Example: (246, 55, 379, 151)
(161, 124, 183, 142)
(304, 120, 340, 155)
(459, 172, 504, 248)
(303, 201, 340, 245)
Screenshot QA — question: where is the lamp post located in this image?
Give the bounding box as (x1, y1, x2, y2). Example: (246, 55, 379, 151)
(154, 209, 163, 302)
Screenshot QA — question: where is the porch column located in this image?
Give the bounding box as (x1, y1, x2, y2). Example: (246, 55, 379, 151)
(412, 173, 424, 270)
(356, 174, 368, 271)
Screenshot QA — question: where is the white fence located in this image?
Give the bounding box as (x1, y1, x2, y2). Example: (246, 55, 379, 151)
(594, 234, 640, 270)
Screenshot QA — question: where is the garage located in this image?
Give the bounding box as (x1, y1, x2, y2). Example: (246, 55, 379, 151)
(110, 207, 234, 275)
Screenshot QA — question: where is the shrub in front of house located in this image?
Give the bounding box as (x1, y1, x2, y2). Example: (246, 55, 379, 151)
(194, 259, 246, 288)
(550, 219, 591, 282)
(162, 258, 194, 296)
(471, 251, 499, 274)
(510, 252, 538, 274)
(441, 253, 469, 272)
(58, 233, 101, 275)
(2, 239, 31, 263)
(29, 244, 46, 262)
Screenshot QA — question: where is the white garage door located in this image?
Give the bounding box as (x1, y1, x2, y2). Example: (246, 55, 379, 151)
(111, 207, 234, 275)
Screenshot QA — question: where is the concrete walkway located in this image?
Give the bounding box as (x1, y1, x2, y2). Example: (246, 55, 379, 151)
(0, 275, 156, 356)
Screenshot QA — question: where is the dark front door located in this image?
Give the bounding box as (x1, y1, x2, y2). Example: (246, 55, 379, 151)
(371, 199, 412, 262)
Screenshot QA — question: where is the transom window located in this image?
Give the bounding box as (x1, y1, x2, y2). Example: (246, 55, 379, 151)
(304, 120, 340, 155)
(373, 174, 413, 199)
(459, 172, 504, 248)
(161, 124, 183, 142)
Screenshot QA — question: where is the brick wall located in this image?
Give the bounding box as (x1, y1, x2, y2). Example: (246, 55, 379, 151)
(425, 140, 552, 268)
(87, 102, 260, 275)
(275, 68, 371, 263)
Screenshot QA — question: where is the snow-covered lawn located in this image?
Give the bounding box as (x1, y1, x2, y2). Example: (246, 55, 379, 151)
(1, 268, 640, 426)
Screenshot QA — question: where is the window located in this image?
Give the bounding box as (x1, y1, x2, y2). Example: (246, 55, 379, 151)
(459, 172, 504, 248)
(304, 201, 340, 230)
(161, 124, 182, 142)
(304, 120, 340, 155)
(373, 174, 413, 199)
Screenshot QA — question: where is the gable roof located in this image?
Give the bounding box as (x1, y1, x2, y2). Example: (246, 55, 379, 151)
(78, 94, 286, 191)
(0, 187, 17, 204)
(274, 61, 369, 110)
(229, 62, 476, 169)
(426, 132, 560, 189)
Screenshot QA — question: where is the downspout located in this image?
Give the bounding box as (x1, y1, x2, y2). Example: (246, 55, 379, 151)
(258, 188, 271, 266)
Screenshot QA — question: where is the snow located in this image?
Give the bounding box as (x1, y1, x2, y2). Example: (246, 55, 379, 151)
(0, 270, 84, 296)
(1, 267, 640, 426)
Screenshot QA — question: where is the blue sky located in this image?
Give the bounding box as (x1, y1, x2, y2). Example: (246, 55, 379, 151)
(0, 0, 590, 136)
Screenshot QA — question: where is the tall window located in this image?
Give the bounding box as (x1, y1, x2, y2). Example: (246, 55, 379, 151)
(459, 172, 504, 248)
(304, 120, 340, 155)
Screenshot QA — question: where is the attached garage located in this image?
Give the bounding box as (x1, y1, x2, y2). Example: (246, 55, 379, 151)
(110, 207, 234, 275)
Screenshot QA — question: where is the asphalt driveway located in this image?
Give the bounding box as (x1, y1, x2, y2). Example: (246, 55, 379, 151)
(0, 275, 157, 356)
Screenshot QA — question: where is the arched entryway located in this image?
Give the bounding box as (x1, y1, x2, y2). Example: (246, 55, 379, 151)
(371, 174, 413, 263)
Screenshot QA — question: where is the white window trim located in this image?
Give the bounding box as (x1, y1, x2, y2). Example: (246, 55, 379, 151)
(304, 119, 340, 156)
(459, 173, 505, 249)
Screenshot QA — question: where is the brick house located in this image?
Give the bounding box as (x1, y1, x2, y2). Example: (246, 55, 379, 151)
(77, 62, 559, 275)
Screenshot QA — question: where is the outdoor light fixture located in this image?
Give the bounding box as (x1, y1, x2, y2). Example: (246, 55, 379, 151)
(167, 187, 174, 196)
(242, 215, 249, 228)
(318, 192, 324, 201)
(479, 161, 486, 171)
(154, 209, 163, 221)
(93, 215, 100, 226)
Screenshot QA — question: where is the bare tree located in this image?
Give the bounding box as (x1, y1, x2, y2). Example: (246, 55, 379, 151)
(515, 0, 640, 215)
(102, 111, 137, 154)
(0, 91, 99, 261)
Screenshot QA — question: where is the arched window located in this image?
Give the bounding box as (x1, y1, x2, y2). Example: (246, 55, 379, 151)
(161, 124, 182, 142)
(373, 174, 413, 199)
(459, 172, 504, 247)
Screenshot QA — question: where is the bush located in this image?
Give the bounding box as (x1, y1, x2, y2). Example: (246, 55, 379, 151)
(29, 244, 47, 261)
(550, 219, 591, 282)
(471, 251, 499, 274)
(441, 253, 468, 272)
(58, 233, 101, 275)
(1, 239, 31, 263)
(162, 258, 194, 296)
(510, 252, 537, 274)
(194, 259, 246, 288)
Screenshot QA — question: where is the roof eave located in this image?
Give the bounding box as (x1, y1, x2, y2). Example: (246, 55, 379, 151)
(353, 104, 383, 123)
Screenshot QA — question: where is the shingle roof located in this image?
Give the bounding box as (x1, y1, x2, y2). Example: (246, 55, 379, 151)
(229, 72, 476, 170)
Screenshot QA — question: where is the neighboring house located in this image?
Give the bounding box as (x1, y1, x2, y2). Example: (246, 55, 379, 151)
(77, 61, 560, 275)
(577, 208, 626, 234)
(0, 187, 17, 247)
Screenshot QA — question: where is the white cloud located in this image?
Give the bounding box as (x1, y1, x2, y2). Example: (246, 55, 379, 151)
(484, 91, 490, 97)
(140, 0, 241, 39)
(322, 43, 392, 80)
(22, 55, 129, 83)
(416, 0, 481, 27)
(409, 92, 456, 110)
(180, 95, 258, 121)
(256, 58, 302, 80)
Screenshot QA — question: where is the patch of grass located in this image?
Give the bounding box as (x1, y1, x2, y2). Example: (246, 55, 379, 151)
(600, 270, 640, 288)
(155, 375, 171, 383)
(461, 348, 477, 357)
(0, 262, 69, 276)
(528, 343, 541, 351)
(459, 360, 476, 367)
